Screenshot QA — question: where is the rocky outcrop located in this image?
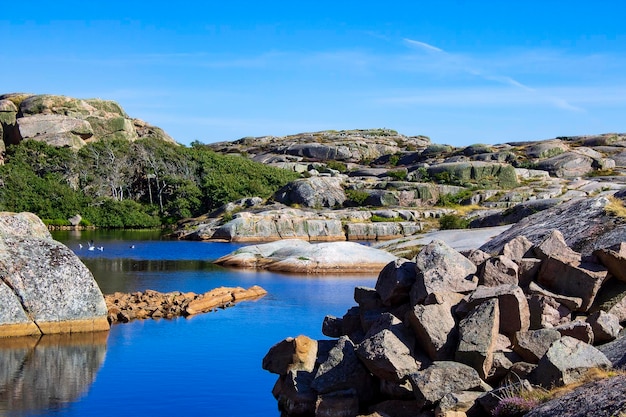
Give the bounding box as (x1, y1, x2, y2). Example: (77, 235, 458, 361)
(274, 177, 347, 208)
(177, 205, 435, 242)
(263, 234, 625, 416)
(480, 190, 626, 256)
(0, 212, 109, 337)
(0, 93, 176, 149)
(105, 286, 267, 323)
(214, 239, 397, 273)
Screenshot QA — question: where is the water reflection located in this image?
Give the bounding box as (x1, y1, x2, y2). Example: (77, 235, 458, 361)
(0, 332, 108, 416)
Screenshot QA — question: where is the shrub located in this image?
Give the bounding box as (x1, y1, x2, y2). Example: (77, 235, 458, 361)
(345, 189, 370, 206)
(387, 169, 407, 181)
(439, 214, 470, 230)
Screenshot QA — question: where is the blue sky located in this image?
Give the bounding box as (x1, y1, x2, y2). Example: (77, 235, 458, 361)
(2, 1, 626, 146)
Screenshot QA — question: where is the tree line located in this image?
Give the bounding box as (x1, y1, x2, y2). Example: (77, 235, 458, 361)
(0, 138, 300, 228)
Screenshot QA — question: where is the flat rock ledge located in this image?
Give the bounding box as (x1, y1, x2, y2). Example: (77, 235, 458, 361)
(105, 286, 267, 323)
(214, 239, 398, 273)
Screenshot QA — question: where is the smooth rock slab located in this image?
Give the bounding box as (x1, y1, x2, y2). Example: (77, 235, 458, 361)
(215, 239, 397, 273)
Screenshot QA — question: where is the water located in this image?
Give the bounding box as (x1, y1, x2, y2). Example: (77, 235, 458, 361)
(1, 230, 377, 417)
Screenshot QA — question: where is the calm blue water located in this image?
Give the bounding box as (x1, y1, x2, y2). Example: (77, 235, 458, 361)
(2, 230, 376, 417)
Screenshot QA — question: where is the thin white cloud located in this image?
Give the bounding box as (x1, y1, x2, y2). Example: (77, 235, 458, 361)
(403, 38, 444, 53)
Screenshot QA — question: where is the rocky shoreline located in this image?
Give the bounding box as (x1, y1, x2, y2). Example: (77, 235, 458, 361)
(105, 286, 267, 323)
(262, 230, 626, 416)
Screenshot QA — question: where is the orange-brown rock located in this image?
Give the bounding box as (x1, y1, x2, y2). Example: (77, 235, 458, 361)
(105, 286, 267, 323)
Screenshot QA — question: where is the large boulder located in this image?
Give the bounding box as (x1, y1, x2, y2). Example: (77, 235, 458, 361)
(536, 151, 594, 177)
(455, 298, 500, 379)
(408, 292, 462, 361)
(412, 240, 478, 304)
(531, 336, 612, 387)
(426, 161, 519, 188)
(408, 361, 484, 407)
(0, 212, 109, 337)
(274, 177, 347, 208)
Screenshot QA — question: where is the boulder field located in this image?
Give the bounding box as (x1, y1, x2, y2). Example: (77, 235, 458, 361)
(262, 231, 626, 417)
(0, 212, 109, 337)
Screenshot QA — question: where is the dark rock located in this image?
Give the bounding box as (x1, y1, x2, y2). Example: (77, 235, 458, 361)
(375, 259, 417, 306)
(274, 177, 346, 208)
(597, 333, 626, 369)
(554, 321, 594, 344)
(455, 299, 500, 378)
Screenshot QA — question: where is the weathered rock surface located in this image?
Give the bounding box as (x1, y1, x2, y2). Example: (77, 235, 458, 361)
(412, 240, 478, 303)
(274, 177, 347, 208)
(214, 239, 397, 273)
(524, 374, 626, 417)
(0, 212, 109, 337)
(0, 93, 176, 149)
(481, 191, 626, 256)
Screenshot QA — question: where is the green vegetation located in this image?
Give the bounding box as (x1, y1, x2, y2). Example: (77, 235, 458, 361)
(0, 139, 299, 228)
(325, 160, 348, 173)
(386, 169, 407, 181)
(345, 189, 370, 205)
(370, 214, 403, 222)
(437, 189, 475, 207)
(438, 214, 470, 230)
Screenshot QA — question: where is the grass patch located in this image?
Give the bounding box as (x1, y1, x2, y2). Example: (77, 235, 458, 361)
(605, 195, 626, 218)
(371, 215, 403, 222)
(588, 168, 620, 177)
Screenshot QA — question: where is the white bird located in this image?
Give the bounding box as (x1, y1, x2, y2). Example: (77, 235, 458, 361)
(97, 246, 104, 251)
(130, 245, 135, 249)
(88, 240, 95, 251)
(79, 243, 83, 249)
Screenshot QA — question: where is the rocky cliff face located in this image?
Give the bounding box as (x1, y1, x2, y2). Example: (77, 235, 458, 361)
(0, 212, 109, 337)
(0, 93, 176, 150)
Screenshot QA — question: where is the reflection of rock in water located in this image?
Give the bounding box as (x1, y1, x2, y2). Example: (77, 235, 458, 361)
(0, 332, 108, 415)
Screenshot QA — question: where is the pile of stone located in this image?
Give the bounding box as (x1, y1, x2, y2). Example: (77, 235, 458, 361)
(105, 286, 267, 323)
(263, 230, 626, 417)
